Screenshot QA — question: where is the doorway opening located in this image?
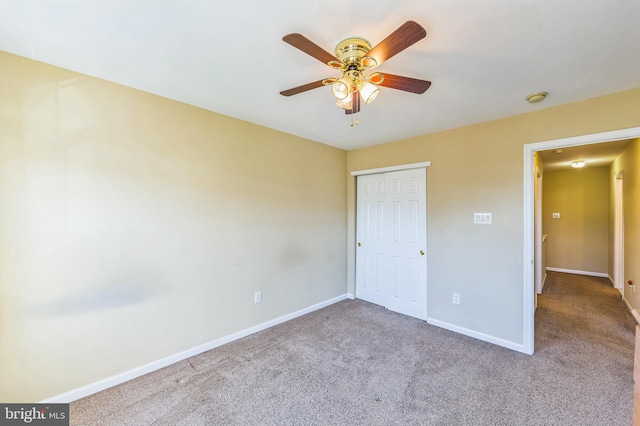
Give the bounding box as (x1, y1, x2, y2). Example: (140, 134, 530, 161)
(523, 127, 640, 355)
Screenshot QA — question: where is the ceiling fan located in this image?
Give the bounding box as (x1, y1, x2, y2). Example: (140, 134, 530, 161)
(280, 21, 431, 121)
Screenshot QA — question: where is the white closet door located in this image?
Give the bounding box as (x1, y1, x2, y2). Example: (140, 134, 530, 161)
(355, 169, 427, 320)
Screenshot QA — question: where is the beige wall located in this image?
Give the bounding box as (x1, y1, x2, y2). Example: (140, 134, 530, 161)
(542, 168, 609, 274)
(610, 139, 640, 306)
(347, 87, 640, 346)
(0, 52, 348, 402)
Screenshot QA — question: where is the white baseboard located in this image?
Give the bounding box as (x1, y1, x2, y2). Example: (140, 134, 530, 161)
(427, 318, 527, 354)
(608, 275, 615, 286)
(41, 293, 350, 403)
(346, 293, 355, 300)
(546, 267, 608, 278)
(622, 296, 640, 324)
(542, 272, 547, 289)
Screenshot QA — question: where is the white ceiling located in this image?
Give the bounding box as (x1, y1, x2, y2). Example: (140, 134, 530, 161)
(538, 139, 630, 172)
(1, 1, 639, 150)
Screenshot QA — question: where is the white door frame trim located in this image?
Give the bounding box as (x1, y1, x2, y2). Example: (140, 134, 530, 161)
(523, 126, 640, 355)
(614, 170, 625, 294)
(534, 167, 543, 297)
(351, 161, 431, 176)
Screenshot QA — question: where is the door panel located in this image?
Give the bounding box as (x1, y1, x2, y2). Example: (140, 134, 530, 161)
(385, 169, 426, 319)
(356, 174, 387, 307)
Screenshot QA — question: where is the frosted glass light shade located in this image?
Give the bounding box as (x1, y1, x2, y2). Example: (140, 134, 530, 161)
(358, 80, 379, 104)
(332, 76, 352, 100)
(336, 93, 353, 109)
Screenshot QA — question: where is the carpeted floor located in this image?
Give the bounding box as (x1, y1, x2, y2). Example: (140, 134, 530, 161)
(70, 271, 636, 425)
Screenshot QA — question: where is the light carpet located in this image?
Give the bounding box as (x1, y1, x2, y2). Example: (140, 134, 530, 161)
(70, 271, 636, 425)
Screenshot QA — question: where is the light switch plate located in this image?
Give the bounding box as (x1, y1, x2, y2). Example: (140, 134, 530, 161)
(552, 213, 560, 219)
(474, 213, 492, 224)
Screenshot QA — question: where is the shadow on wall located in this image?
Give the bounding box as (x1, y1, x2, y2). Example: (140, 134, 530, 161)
(32, 266, 160, 317)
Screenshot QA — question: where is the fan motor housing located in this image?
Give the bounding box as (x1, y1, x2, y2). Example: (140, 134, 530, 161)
(334, 38, 376, 68)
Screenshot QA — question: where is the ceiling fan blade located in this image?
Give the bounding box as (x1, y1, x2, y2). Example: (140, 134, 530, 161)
(376, 73, 431, 94)
(283, 33, 339, 65)
(345, 93, 361, 114)
(280, 79, 327, 97)
(367, 21, 426, 66)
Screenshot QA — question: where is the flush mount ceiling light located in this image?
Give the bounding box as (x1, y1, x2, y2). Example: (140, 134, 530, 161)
(526, 91, 548, 104)
(280, 21, 432, 126)
(571, 161, 586, 168)
(552, 149, 564, 154)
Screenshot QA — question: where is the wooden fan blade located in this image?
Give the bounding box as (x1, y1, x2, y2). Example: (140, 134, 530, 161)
(283, 33, 339, 65)
(367, 21, 426, 66)
(280, 79, 327, 97)
(345, 93, 361, 114)
(376, 73, 431, 94)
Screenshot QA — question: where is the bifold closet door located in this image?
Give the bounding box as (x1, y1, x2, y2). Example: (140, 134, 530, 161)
(355, 169, 427, 320)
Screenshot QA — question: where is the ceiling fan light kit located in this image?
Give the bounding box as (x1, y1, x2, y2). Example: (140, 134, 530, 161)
(317, 36, 378, 112)
(280, 21, 432, 124)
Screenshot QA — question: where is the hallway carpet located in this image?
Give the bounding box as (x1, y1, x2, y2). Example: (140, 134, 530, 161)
(70, 272, 636, 425)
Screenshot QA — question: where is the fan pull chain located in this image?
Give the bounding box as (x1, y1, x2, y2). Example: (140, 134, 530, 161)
(350, 113, 360, 127)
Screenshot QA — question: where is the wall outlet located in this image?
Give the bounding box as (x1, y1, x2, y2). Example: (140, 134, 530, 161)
(453, 293, 460, 304)
(552, 213, 560, 219)
(254, 291, 262, 304)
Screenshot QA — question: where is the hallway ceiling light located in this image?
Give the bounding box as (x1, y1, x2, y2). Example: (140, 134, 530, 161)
(571, 161, 586, 168)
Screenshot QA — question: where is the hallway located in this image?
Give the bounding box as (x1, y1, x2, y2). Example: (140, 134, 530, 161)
(534, 271, 636, 423)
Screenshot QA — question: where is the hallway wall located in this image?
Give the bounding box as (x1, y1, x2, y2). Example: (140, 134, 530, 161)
(543, 167, 609, 274)
(610, 139, 640, 308)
